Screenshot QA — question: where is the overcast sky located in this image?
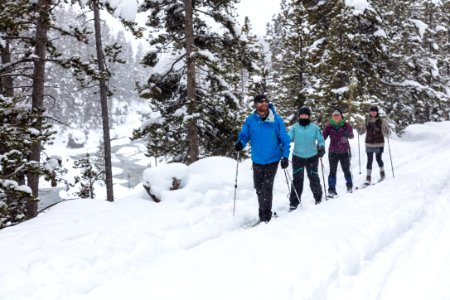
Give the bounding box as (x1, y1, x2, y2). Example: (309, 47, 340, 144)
(236, 0, 282, 36)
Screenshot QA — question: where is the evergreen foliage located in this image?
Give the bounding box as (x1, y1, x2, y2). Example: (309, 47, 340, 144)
(133, 0, 261, 163)
(71, 153, 104, 199)
(270, 0, 311, 124)
(0, 0, 63, 225)
(0, 95, 58, 228)
(44, 4, 148, 129)
(1, 0, 450, 226)
(1, 0, 146, 222)
(379, 0, 450, 129)
(268, 0, 449, 132)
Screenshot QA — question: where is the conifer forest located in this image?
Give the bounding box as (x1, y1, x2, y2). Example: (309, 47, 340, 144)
(1, 0, 449, 227)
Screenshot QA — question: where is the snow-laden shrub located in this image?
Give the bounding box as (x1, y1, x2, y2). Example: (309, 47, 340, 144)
(0, 180, 32, 229)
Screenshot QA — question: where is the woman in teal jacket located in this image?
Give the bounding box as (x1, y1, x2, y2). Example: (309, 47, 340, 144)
(288, 106, 325, 210)
(236, 94, 291, 223)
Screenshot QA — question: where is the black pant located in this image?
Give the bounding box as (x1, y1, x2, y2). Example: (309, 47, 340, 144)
(289, 155, 322, 206)
(328, 152, 352, 188)
(366, 150, 384, 170)
(253, 161, 279, 222)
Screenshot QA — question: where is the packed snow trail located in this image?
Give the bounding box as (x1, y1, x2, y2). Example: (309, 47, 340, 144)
(328, 181, 450, 300)
(0, 122, 449, 300)
(326, 124, 450, 299)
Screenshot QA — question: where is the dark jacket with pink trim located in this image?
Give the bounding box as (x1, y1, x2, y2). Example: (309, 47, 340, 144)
(322, 121, 354, 153)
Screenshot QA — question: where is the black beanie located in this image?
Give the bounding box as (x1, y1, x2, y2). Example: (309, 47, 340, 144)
(254, 94, 268, 103)
(369, 106, 379, 112)
(298, 106, 311, 117)
(332, 108, 343, 117)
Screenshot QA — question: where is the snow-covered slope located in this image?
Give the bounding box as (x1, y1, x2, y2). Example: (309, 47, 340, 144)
(1, 122, 450, 300)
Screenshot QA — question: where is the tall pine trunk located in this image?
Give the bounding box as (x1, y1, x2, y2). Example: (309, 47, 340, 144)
(0, 42, 14, 156)
(28, 0, 52, 218)
(0, 42, 14, 98)
(93, 0, 114, 201)
(185, 0, 199, 164)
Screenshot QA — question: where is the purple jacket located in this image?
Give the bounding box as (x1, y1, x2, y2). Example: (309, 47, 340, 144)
(322, 122, 354, 153)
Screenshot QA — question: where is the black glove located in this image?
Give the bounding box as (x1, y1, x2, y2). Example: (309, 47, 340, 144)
(366, 122, 374, 130)
(280, 157, 289, 169)
(317, 146, 325, 158)
(235, 141, 244, 152)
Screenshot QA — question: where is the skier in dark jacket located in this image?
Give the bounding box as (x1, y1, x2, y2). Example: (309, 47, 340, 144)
(235, 94, 291, 223)
(322, 108, 354, 196)
(357, 106, 390, 184)
(287, 106, 325, 210)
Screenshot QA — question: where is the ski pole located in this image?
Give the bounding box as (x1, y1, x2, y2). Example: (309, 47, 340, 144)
(233, 151, 239, 216)
(319, 158, 327, 199)
(358, 133, 361, 174)
(283, 166, 291, 195)
(387, 135, 395, 178)
(284, 169, 302, 208)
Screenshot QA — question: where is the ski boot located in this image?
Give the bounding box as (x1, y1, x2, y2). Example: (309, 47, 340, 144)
(327, 188, 338, 199)
(289, 205, 298, 212)
(380, 170, 385, 181)
(346, 183, 353, 193)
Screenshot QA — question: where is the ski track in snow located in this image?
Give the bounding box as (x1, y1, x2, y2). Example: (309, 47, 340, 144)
(327, 145, 450, 299)
(1, 122, 450, 300)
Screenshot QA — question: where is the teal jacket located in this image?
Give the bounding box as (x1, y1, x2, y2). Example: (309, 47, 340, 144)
(288, 122, 325, 158)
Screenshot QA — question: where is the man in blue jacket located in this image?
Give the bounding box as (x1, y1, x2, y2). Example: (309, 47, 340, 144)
(288, 106, 325, 210)
(235, 94, 291, 223)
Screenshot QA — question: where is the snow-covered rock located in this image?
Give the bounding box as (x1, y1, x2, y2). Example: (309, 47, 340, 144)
(142, 163, 188, 202)
(66, 130, 87, 149)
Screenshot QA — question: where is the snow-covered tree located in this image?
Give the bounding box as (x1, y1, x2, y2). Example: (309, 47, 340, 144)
(0, 95, 57, 228)
(0, 0, 63, 218)
(302, 0, 388, 126)
(134, 0, 259, 163)
(71, 153, 104, 199)
(376, 0, 450, 132)
(269, 0, 312, 124)
(66, 0, 142, 201)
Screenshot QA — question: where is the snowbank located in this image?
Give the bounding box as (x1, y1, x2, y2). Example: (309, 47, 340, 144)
(1, 122, 450, 300)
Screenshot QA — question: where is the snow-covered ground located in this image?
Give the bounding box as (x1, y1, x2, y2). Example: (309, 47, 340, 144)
(1, 121, 450, 300)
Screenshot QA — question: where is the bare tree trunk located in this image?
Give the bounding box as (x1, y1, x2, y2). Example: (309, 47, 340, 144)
(0, 42, 14, 97)
(28, 0, 52, 218)
(93, 0, 114, 201)
(185, 0, 199, 164)
(90, 177, 94, 199)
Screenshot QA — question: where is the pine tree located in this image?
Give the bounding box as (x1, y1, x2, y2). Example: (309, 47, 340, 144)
(270, 0, 311, 124)
(0, 0, 65, 220)
(223, 17, 263, 105)
(304, 1, 388, 126)
(42, 4, 147, 129)
(134, 0, 258, 163)
(67, 0, 142, 201)
(26, 0, 54, 217)
(0, 95, 57, 228)
(378, 0, 450, 131)
(71, 153, 104, 199)
(44, 4, 102, 128)
(265, 13, 285, 111)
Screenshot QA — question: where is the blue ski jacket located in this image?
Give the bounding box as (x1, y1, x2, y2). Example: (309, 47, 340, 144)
(288, 122, 325, 158)
(237, 104, 291, 165)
